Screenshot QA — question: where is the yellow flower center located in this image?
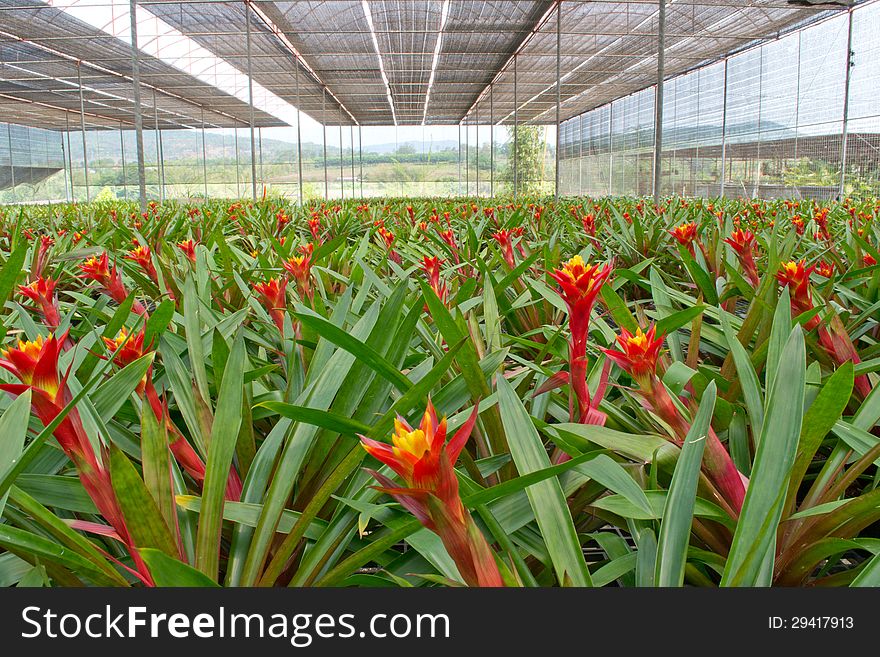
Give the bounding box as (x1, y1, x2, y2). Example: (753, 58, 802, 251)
(564, 254, 585, 272)
(391, 423, 430, 460)
(628, 328, 648, 350)
(108, 328, 129, 351)
(7, 335, 44, 361)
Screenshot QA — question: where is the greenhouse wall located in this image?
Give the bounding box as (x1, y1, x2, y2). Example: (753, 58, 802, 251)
(559, 2, 880, 200)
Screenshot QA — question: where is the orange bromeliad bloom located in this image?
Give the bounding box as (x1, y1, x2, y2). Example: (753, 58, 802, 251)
(777, 260, 872, 399)
(817, 261, 835, 279)
(603, 323, 747, 514)
(19, 276, 61, 330)
(360, 402, 503, 587)
(177, 239, 197, 263)
(670, 222, 698, 255)
(602, 326, 664, 383)
(125, 244, 158, 282)
(550, 256, 612, 348)
(0, 333, 149, 576)
(724, 228, 760, 288)
(80, 252, 146, 315)
(550, 255, 613, 424)
(491, 230, 516, 269)
(254, 276, 289, 334)
(421, 255, 448, 306)
(101, 328, 242, 501)
(776, 260, 817, 328)
(0, 334, 62, 398)
(283, 254, 314, 303)
(102, 327, 148, 374)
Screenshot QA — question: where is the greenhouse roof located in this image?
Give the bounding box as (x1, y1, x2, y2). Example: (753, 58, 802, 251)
(0, 0, 856, 130)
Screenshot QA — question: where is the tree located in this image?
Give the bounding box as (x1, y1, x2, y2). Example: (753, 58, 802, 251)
(500, 125, 548, 195)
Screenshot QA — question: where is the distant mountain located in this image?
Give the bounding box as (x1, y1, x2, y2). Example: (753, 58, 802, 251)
(79, 132, 464, 164)
(362, 140, 460, 154)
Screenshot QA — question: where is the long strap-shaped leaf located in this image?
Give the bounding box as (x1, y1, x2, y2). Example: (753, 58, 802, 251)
(721, 326, 805, 586)
(497, 376, 592, 586)
(654, 381, 716, 587)
(195, 330, 246, 580)
(0, 391, 32, 520)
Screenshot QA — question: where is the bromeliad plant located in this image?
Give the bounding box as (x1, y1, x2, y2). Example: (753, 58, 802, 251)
(547, 255, 612, 425)
(360, 402, 503, 587)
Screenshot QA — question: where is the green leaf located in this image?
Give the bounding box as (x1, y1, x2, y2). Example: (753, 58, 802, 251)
(0, 244, 28, 315)
(677, 245, 718, 304)
(141, 400, 177, 535)
(654, 304, 706, 339)
(786, 362, 854, 512)
(600, 285, 639, 333)
(765, 286, 791, 396)
(182, 275, 211, 403)
(851, 552, 880, 587)
(722, 326, 805, 587)
(496, 376, 591, 586)
(140, 548, 219, 587)
(721, 311, 763, 435)
(0, 525, 108, 585)
(655, 381, 716, 587)
(255, 402, 372, 436)
(195, 330, 246, 580)
(293, 306, 412, 393)
(0, 391, 32, 519)
(144, 299, 176, 346)
(109, 446, 178, 558)
(92, 353, 154, 422)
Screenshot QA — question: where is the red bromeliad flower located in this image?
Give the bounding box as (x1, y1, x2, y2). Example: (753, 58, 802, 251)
(817, 261, 835, 279)
(777, 260, 872, 398)
(549, 256, 612, 424)
(80, 253, 146, 315)
(724, 228, 760, 288)
(491, 229, 516, 269)
(360, 402, 503, 587)
(19, 276, 61, 330)
(254, 276, 289, 334)
(308, 217, 323, 244)
(275, 211, 290, 235)
(102, 328, 148, 375)
(125, 244, 158, 283)
(101, 328, 241, 501)
(670, 222, 698, 256)
(581, 213, 597, 238)
(421, 255, 448, 307)
(776, 260, 817, 329)
(0, 333, 149, 575)
(511, 226, 527, 258)
(33, 235, 54, 279)
(177, 239, 197, 263)
(438, 229, 459, 263)
(377, 227, 401, 264)
(602, 326, 663, 385)
(864, 253, 877, 267)
(283, 254, 314, 302)
(602, 324, 747, 514)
